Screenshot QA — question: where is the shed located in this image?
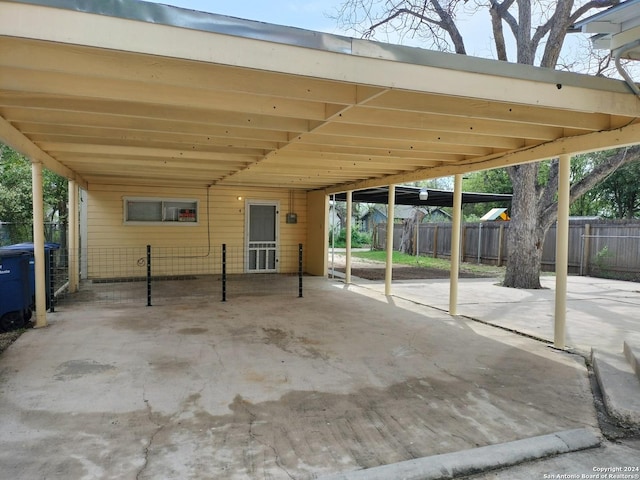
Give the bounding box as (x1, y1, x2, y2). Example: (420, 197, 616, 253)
(481, 208, 510, 221)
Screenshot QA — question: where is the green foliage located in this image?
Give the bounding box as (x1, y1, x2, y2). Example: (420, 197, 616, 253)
(594, 245, 613, 270)
(597, 159, 640, 219)
(461, 169, 512, 219)
(0, 143, 69, 244)
(0, 145, 33, 224)
(568, 151, 640, 219)
(329, 228, 371, 248)
(569, 152, 608, 217)
(461, 153, 640, 220)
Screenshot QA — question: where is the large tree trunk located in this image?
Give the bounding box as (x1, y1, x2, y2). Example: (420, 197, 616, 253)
(399, 209, 425, 254)
(399, 217, 414, 254)
(503, 163, 543, 289)
(504, 148, 640, 288)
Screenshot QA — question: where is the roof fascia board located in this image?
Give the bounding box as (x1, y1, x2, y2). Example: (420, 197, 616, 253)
(581, 21, 621, 34)
(325, 120, 640, 194)
(0, 115, 88, 188)
(1, 1, 638, 115)
(610, 24, 640, 50)
(592, 35, 613, 50)
(574, 0, 640, 29)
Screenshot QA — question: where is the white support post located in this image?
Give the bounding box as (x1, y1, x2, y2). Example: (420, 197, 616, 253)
(68, 179, 79, 293)
(449, 174, 463, 315)
(31, 162, 47, 328)
(554, 154, 571, 349)
(345, 191, 352, 284)
(330, 194, 335, 278)
(385, 184, 396, 296)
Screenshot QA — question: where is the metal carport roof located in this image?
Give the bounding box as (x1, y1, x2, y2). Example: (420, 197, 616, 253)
(1, 0, 640, 193)
(332, 186, 512, 207)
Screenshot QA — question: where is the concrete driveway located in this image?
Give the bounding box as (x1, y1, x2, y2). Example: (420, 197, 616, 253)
(369, 275, 640, 355)
(0, 277, 599, 479)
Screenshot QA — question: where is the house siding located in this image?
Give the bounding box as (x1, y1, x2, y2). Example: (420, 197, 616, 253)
(86, 184, 307, 278)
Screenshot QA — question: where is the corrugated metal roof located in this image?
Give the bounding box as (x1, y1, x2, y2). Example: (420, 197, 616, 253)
(333, 186, 512, 207)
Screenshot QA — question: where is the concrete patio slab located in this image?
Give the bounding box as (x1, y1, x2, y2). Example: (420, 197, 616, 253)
(0, 277, 599, 479)
(365, 275, 640, 355)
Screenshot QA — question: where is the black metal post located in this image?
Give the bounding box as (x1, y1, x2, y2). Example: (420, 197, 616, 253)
(222, 243, 226, 302)
(298, 243, 303, 298)
(48, 249, 55, 312)
(146, 245, 152, 306)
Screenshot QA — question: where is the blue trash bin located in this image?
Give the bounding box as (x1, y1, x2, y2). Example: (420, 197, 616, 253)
(3, 242, 60, 310)
(0, 249, 32, 332)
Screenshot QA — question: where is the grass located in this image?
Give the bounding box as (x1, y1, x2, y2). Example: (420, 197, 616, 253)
(352, 250, 506, 276)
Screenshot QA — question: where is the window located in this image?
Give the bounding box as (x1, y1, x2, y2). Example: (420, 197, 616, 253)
(124, 197, 198, 224)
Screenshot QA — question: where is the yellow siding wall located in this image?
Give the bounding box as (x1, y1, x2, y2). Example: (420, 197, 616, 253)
(306, 190, 328, 276)
(86, 184, 308, 278)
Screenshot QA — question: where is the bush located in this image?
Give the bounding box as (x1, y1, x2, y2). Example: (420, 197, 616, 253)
(329, 228, 371, 248)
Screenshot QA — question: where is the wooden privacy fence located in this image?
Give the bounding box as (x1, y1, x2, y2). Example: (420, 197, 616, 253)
(374, 219, 640, 280)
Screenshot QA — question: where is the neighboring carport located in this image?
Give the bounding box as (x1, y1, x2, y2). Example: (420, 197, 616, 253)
(333, 185, 513, 206)
(1, 0, 640, 344)
(331, 185, 512, 307)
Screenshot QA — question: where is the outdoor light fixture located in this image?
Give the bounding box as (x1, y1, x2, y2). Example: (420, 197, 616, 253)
(419, 187, 429, 201)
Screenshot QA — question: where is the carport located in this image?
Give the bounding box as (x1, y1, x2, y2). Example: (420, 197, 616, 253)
(2, 0, 640, 347)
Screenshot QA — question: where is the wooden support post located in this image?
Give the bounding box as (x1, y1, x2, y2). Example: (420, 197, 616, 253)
(582, 224, 591, 276)
(68, 179, 79, 293)
(554, 154, 571, 349)
(385, 185, 396, 296)
(31, 162, 47, 328)
(345, 191, 352, 284)
(433, 225, 439, 259)
(497, 224, 504, 267)
(460, 225, 467, 263)
(449, 175, 462, 315)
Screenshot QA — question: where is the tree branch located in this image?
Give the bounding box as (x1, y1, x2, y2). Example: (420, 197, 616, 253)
(366, 8, 440, 37)
(531, 16, 554, 52)
(490, 1, 508, 60)
(429, 0, 466, 54)
(490, 0, 519, 39)
(538, 146, 640, 229)
(538, 159, 559, 213)
(366, 3, 467, 54)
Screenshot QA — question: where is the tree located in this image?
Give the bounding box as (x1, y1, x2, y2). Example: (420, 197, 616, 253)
(462, 169, 512, 219)
(567, 153, 606, 217)
(0, 143, 68, 245)
(0, 144, 33, 243)
(335, 0, 639, 288)
(596, 154, 640, 219)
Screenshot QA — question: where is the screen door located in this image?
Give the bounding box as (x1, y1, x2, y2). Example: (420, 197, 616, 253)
(246, 202, 278, 273)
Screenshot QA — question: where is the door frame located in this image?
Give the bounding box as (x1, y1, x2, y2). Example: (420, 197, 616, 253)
(244, 199, 280, 273)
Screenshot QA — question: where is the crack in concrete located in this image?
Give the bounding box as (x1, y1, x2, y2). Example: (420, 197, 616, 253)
(210, 342, 225, 368)
(239, 398, 296, 480)
(135, 388, 165, 480)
